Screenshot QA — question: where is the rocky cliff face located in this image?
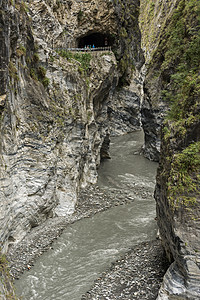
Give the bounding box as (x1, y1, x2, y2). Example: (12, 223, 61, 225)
(0, 252, 17, 300)
(0, 0, 143, 254)
(139, 0, 180, 161)
(140, 0, 200, 299)
(108, 71, 142, 136)
(0, 1, 143, 295)
(0, 0, 117, 253)
(155, 129, 200, 300)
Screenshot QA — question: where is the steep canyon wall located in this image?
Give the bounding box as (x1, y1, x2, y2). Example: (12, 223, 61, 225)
(0, 0, 199, 299)
(0, 0, 143, 253)
(140, 0, 200, 299)
(0, 0, 143, 296)
(0, 4, 144, 299)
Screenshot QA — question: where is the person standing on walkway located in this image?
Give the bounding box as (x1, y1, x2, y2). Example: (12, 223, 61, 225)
(105, 37, 108, 46)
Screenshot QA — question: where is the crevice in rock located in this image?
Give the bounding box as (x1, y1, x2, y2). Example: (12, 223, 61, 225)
(100, 133, 111, 160)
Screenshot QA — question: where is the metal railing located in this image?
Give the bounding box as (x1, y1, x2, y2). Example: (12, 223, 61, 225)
(65, 46, 112, 52)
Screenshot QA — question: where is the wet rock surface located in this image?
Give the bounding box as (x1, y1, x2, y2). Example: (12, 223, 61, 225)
(82, 240, 169, 300)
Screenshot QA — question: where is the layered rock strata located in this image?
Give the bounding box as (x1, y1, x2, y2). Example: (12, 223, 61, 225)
(0, 7, 118, 255)
(108, 71, 142, 136)
(0, 0, 143, 253)
(0, 0, 142, 298)
(155, 128, 200, 300)
(140, 0, 200, 299)
(139, 0, 180, 161)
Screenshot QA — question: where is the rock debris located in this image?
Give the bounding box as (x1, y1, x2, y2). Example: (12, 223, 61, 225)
(8, 184, 169, 300)
(82, 240, 169, 300)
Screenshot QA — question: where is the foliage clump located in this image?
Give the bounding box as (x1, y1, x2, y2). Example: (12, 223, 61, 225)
(56, 49, 91, 75)
(36, 66, 49, 87)
(16, 44, 26, 57)
(15, 0, 29, 13)
(8, 62, 19, 82)
(167, 142, 200, 211)
(155, 0, 200, 213)
(29, 51, 50, 88)
(0, 251, 18, 299)
(77, 10, 84, 22)
(160, 0, 200, 128)
(30, 65, 50, 88)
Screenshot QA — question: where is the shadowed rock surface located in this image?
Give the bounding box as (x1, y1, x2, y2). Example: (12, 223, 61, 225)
(140, 0, 200, 299)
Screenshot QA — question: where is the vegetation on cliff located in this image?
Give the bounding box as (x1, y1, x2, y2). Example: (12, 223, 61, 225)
(167, 141, 200, 212)
(0, 251, 18, 299)
(155, 0, 200, 212)
(161, 0, 200, 125)
(56, 49, 92, 75)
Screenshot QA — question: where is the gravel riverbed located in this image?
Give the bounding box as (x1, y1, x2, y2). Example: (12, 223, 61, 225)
(82, 240, 169, 300)
(8, 183, 169, 299)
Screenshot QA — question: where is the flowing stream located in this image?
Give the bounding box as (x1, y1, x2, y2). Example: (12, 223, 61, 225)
(15, 130, 158, 300)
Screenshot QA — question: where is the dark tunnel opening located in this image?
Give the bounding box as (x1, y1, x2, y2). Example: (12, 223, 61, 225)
(78, 32, 114, 48)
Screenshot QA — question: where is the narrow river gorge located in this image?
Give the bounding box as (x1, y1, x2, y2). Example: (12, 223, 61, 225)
(14, 131, 159, 300)
(0, 1, 199, 299)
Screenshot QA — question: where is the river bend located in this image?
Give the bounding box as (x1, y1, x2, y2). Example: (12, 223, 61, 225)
(15, 131, 158, 300)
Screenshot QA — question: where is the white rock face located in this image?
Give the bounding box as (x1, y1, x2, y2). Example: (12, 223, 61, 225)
(0, 0, 119, 252)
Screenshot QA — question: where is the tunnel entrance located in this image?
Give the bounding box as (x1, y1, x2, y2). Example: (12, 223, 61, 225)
(78, 32, 114, 48)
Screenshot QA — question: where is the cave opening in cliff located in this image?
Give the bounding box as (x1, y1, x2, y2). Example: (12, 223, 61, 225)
(78, 32, 114, 48)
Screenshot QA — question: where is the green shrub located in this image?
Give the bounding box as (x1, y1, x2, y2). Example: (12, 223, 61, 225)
(37, 66, 47, 78)
(168, 142, 200, 210)
(30, 68, 38, 80)
(160, 0, 200, 127)
(16, 44, 26, 57)
(42, 77, 50, 87)
(8, 62, 19, 81)
(32, 52, 39, 63)
(56, 49, 91, 74)
(30, 66, 50, 87)
(77, 10, 84, 22)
